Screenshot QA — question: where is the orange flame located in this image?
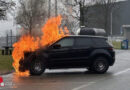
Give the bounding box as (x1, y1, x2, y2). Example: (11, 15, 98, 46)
(12, 15, 69, 76)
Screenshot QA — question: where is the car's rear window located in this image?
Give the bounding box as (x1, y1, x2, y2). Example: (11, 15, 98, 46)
(92, 38, 110, 47)
(75, 37, 93, 47)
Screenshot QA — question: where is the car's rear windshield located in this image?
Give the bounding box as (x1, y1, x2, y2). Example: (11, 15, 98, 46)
(92, 38, 111, 47)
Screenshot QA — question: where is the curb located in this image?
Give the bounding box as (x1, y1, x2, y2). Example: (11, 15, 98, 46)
(0, 71, 14, 75)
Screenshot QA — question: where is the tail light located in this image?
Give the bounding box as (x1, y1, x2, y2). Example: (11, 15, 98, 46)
(108, 47, 114, 51)
(108, 47, 113, 51)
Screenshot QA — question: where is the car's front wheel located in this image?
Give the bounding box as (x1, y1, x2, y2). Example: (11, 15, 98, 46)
(90, 57, 109, 74)
(30, 59, 45, 75)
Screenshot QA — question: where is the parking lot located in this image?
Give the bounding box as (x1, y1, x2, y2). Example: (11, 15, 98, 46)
(0, 50, 130, 90)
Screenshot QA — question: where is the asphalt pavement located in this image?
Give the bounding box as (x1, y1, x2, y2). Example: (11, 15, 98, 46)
(1, 50, 130, 90)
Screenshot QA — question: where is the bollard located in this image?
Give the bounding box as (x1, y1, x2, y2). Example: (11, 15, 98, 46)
(121, 39, 129, 50)
(2, 50, 4, 55)
(9, 50, 12, 55)
(5, 47, 9, 55)
(5, 49, 8, 55)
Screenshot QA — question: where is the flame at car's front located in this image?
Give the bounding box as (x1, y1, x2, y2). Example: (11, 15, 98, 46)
(12, 15, 69, 76)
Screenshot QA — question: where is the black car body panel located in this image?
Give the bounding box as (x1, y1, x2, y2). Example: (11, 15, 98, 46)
(42, 35, 115, 69)
(89, 48, 115, 66)
(20, 35, 115, 72)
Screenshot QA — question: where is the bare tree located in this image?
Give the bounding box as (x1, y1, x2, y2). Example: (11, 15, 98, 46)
(64, 0, 118, 35)
(58, 0, 93, 34)
(64, 16, 79, 34)
(0, 0, 15, 20)
(48, 0, 51, 18)
(64, 0, 84, 26)
(95, 0, 117, 35)
(51, 0, 77, 34)
(64, 0, 98, 26)
(16, 0, 47, 35)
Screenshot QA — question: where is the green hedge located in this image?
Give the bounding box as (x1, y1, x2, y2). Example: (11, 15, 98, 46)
(112, 41, 121, 49)
(0, 49, 14, 72)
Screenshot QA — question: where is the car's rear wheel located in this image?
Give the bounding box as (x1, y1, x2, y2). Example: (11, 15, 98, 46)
(90, 57, 109, 74)
(30, 59, 45, 75)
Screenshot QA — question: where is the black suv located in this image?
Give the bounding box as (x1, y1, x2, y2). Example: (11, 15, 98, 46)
(20, 35, 115, 75)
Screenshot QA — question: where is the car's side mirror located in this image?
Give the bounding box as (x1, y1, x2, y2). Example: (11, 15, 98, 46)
(53, 44, 61, 49)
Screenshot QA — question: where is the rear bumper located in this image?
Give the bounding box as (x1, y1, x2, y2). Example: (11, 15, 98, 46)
(109, 51, 115, 66)
(110, 57, 115, 66)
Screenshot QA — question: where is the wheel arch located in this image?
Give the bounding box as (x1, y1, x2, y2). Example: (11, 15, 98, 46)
(90, 49, 112, 66)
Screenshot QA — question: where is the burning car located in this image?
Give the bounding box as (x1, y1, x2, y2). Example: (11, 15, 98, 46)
(19, 35, 115, 75)
(12, 16, 115, 76)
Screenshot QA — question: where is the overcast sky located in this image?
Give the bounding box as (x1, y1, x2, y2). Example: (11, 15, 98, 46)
(0, 16, 17, 37)
(0, 0, 18, 37)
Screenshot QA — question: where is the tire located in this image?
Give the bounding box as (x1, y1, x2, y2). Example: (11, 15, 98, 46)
(90, 57, 109, 74)
(29, 59, 45, 75)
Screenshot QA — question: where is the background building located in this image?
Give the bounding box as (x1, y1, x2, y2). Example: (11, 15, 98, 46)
(122, 25, 130, 41)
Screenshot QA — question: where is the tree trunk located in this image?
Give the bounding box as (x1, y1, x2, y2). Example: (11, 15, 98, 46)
(80, 5, 85, 26)
(48, 0, 51, 18)
(55, 0, 57, 16)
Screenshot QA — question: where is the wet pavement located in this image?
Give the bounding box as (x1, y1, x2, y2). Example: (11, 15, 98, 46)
(1, 50, 130, 90)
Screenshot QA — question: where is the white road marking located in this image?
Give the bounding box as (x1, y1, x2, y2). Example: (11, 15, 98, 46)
(72, 82, 96, 90)
(72, 68, 130, 90)
(45, 69, 86, 73)
(1, 73, 12, 78)
(114, 68, 130, 76)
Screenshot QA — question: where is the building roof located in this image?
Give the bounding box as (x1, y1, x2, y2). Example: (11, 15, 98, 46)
(122, 25, 130, 28)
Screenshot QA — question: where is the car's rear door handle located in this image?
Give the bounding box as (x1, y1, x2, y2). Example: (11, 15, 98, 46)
(72, 47, 92, 50)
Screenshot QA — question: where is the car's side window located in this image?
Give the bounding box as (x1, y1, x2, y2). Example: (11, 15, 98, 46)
(75, 37, 92, 47)
(56, 38, 74, 48)
(92, 38, 108, 47)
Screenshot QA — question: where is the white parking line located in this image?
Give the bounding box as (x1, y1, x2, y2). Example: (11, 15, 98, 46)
(72, 68, 130, 90)
(1, 73, 12, 77)
(72, 82, 96, 90)
(114, 68, 130, 76)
